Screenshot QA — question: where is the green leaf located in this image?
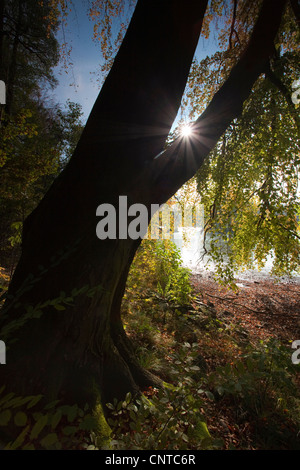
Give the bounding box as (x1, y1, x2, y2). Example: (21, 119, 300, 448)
(27, 394, 43, 409)
(62, 425, 77, 436)
(9, 425, 30, 449)
(11, 396, 34, 408)
(190, 365, 200, 371)
(14, 411, 27, 427)
(197, 421, 211, 440)
(129, 421, 136, 431)
(44, 400, 60, 410)
(125, 392, 132, 404)
(67, 404, 78, 422)
(40, 433, 58, 449)
(30, 414, 48, 440)
(53, 304, 66, 311)
(79, 414, 97, 431)
(4, 396, 30, 409)
(22, 443, 35, 450)
(128, 403, 138, 413)
(205, 391, 214, 400)
(61, 404, 78, 422)
(0, 392, 15, 407)
(51, 410, 62, 429)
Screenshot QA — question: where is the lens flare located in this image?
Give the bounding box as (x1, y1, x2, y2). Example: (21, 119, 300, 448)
(181, 124, 193, 138)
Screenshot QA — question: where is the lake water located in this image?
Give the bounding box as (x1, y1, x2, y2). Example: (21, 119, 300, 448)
(173, 227, 300, 284)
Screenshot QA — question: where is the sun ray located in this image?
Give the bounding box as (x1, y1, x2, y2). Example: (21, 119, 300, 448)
(181, 123, 193, 138)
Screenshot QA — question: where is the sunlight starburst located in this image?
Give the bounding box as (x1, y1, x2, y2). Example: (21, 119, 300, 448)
(181, 123, 193, 138)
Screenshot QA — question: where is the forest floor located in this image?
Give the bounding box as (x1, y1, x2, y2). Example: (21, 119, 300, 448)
(188, 272, 300, 450)
(191, 271, 300, 349)
(124, 267, 300, 450)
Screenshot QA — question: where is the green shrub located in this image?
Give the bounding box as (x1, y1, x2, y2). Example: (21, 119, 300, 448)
(127, 239, 191, 307)
(208, 338, 300, 420)
(0, 387, 110, 450)
(103, 343, 223, 451)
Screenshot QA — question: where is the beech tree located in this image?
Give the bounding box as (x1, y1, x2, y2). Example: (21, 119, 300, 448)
(0, 0, 295, 414)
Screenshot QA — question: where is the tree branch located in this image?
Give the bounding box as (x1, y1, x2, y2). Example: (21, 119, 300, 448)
(203, 292, 264, 314)
(148, 0, 288, 207)
(264, 61, 300, 133)
(229, 0, 239, 49)
(275, 221, 300, 241)
(290, 0, 300, 28)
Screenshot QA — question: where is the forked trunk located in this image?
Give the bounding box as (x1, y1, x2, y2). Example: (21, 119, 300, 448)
(0, 0, 209, 410)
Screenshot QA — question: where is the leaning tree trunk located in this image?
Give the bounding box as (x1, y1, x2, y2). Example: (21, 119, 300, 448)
(0, 0, 209, 408)
(0, 0, 288, 416)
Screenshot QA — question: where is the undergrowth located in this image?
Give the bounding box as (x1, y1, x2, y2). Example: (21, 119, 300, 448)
(0, 239, 299, 450)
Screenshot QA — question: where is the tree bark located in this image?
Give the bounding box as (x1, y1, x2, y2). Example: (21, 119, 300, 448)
(0, 0, 287, 420)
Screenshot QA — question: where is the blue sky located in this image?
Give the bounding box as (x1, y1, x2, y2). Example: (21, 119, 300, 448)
(51, 2, 219, 125)
(51, 3, 102, 122)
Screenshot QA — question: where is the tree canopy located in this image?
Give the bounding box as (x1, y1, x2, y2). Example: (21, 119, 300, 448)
(184, 0, 300, 282)
(0, 0, 84, 271)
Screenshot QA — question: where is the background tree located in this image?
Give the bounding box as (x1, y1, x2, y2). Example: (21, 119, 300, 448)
(0, 1, 84, 275)
(1, 0, 59, 116)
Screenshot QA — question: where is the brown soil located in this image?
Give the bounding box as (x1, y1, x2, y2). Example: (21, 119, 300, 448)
(191, 273, 300, 344)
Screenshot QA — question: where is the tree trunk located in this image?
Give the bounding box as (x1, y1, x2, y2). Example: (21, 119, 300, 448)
(0, 0, 287, 419)
(0, 0, 209, 408)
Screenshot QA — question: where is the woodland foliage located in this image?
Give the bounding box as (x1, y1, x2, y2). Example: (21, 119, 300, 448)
(0, 0, 84, 272)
